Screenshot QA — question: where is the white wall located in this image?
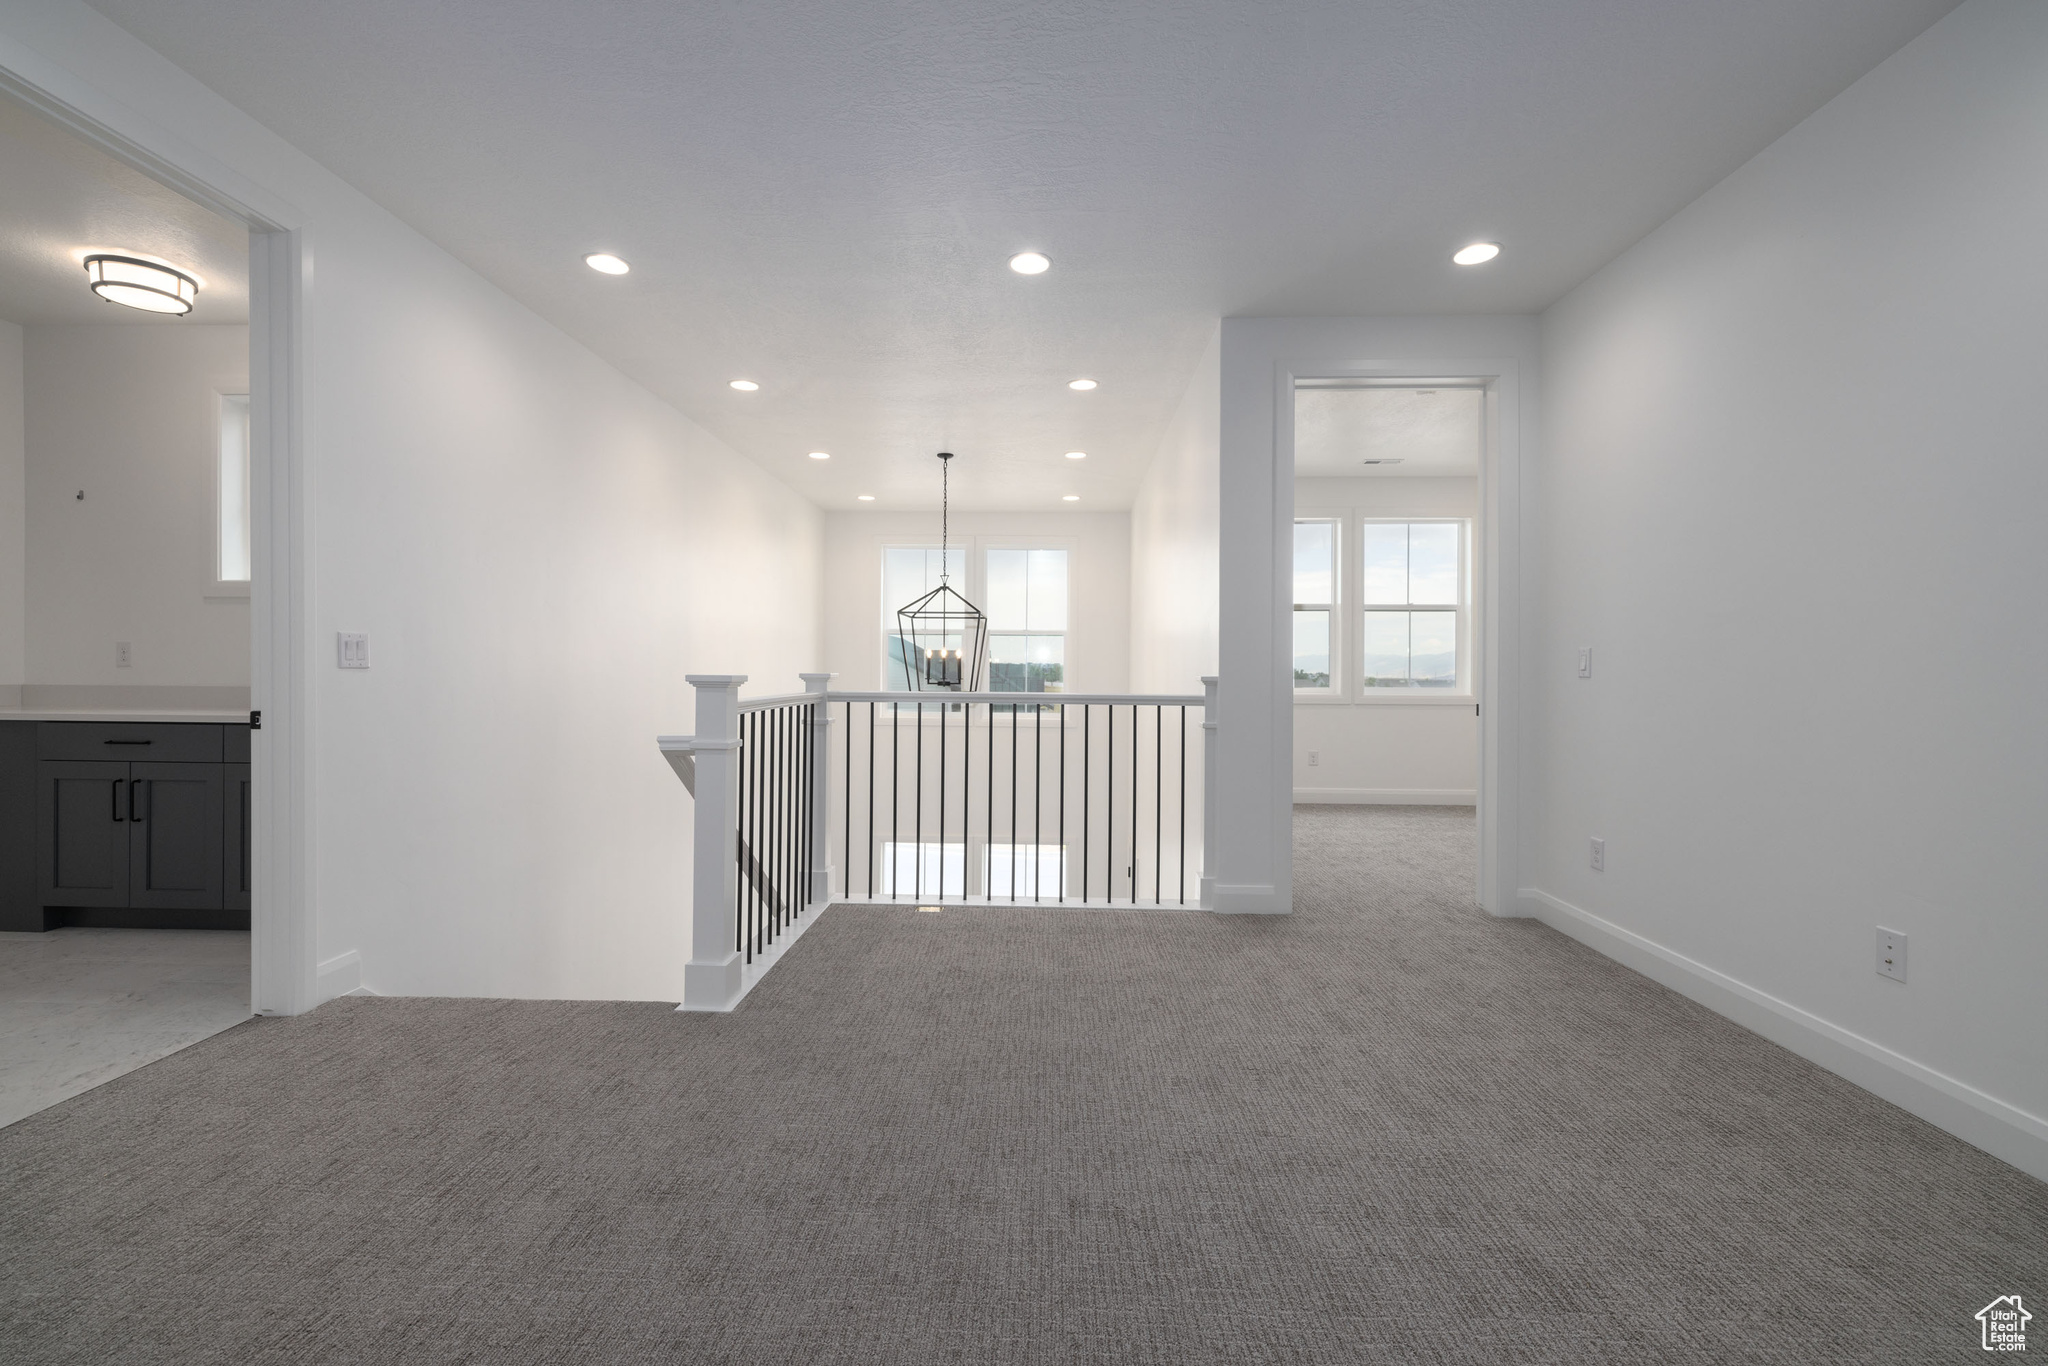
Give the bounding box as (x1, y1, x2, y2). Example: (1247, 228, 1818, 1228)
(0, 319, 22, 700)
(1531, 0, 2048, 1176)
(1130, 326, 1219, 696)
(1220, 316, 1536, 916)
(1294, 475, 1477, 805)
(821, 510, 1129, 694)
(23, 323, 248, 700)
(0, 1, 823, 1004)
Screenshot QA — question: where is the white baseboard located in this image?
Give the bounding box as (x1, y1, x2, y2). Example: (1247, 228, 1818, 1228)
(1518, 887, 2048, 1183)
(1211, 882, 1287, 914)
(316, 950, 370, 1001)
(1294, 787, 1476, 806)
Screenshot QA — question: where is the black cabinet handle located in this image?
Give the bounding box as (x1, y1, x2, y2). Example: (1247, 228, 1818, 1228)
(132, 779, 148, 823)
(112, 778, 125, 822)
(104, 738, 153, 746)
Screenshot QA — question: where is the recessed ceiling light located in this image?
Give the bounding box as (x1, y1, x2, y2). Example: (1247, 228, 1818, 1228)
(1062, 494, 1080, 501)
(729, 379, 759, 391)
(1064, 451, 1087, 460)
(1068, 379, 1097, 391)
(1361, 458, 1404, 466)
(584, 253, 630, 274)
(808, 451, 830, 460)
(857, 494, 876, 501)
(1009, 251, 1051, 275)
(83, 253, 199, 315)
(1452, 241, 1501, 266)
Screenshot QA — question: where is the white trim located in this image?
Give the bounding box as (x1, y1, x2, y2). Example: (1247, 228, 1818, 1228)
(677, 897, 830, 1013)
(1294, 787, 1475, 805)
(1517, 887, 2048, 1183)
(315, 950, 361, 1000)
(1211, 882, 1283, 914)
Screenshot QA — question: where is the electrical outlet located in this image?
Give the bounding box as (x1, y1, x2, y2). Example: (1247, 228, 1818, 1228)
(1577, 647, 1593, 678)
(1589, 837, 1605, 872)
(336, 633, 370, 669)
(115, 641, 131, 668)
(1307, 750, 1320, 767)
(1876, 927, 1907, 983)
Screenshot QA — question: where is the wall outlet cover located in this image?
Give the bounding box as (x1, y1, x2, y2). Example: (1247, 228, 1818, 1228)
(1307, 750, 1320, 766)
(1589, 837, 1605, 872)
(115, 641, 131, 668)
(1876, 927, 1907, 983)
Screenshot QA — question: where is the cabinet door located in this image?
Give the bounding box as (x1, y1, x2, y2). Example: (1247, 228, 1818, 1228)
(38, 761, 132, 907)
(223, 764, 252, 912)
(128, 763, 225, 910)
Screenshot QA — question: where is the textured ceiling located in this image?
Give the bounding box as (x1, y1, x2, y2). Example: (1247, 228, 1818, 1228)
(84, 0, 1955, 508)
(0, 97, 246, 327)
(1296, 388, 1481, 478)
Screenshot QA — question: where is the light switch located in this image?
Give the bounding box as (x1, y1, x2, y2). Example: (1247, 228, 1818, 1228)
(337, 633, 370, 669)
(1577, 647, 1593, 678)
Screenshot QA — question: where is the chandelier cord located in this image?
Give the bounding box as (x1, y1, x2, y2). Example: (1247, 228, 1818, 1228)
(939, 452, 951, 584)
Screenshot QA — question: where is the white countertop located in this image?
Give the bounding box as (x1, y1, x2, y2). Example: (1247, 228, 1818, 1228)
(0, 711, 251, 724)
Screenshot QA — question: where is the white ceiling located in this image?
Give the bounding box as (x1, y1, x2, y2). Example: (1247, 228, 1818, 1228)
(1295, 388, 1481, 477)
(0, 97, 247, 327)
(83, 0, 1955, 508)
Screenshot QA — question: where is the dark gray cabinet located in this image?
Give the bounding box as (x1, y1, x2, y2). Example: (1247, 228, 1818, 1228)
(1, 720, 252, 931)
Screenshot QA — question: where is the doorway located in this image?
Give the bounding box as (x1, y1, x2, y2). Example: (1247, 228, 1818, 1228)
(0, 85, 287, 1124)
(1290, 377, 1491, 906)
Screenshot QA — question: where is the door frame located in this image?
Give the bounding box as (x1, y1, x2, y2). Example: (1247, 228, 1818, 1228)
(0, 45, 317, 1013)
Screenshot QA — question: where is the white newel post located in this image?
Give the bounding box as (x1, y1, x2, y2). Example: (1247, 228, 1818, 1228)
(680, 674, 745, 1011)
(799, 673, 836, 907)
(1200, 675, 1218, 910)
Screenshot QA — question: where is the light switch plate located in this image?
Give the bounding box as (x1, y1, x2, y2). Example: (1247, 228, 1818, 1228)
(337, 632, 370, 669)
(1577, 647, 1593, 678)
(1876, 927, 1907, 983)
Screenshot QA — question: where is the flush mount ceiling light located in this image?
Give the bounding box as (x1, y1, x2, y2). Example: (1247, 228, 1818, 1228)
(1008, 251, 1050, 275)
(1068, 379, 1097, 391)
(729, 379, 759, 391)
(1062, 494, 1080, 501)
(83, 253, 199, 315)
(1452, 241, 1501, 266)
(808, 451, 831, 460)
(857, 494, 876, 501)
(584, 253, 630, 274)
(1064, 451, 1087, 460)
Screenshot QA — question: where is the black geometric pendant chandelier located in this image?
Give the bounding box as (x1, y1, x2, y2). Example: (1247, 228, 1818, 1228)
(896, 452, 988, 692)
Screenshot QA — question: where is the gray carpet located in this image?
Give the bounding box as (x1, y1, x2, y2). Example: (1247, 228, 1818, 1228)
(2, 806, 2041, 1363)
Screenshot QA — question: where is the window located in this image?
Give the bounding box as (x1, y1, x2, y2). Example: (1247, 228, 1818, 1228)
(985, 548, 1066, 693)
(1360, 521, 1466, 689)
(217, 394, 251, 583)
(881, 547, 966, 689)
(983, 844, 1066, 899)
(880, 842, 967, 898)
(1293, 519, 1338, 691)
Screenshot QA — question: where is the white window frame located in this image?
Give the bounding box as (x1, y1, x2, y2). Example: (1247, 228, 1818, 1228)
(982, 542, 1070, 696)
(1292, 515, 1342, 701)
(212, 390, 252, 595)
(1357, 516, 1472, 701)
(876, 537, 1075, 693)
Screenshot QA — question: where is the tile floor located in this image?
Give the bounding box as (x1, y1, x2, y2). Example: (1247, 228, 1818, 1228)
(0, 928, 250, 1128)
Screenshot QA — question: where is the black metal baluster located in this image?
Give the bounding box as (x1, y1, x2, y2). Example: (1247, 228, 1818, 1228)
(914, 702, 925, 901)
(1033, 703, 1042, 902)
(866, 703, 876, 898)
(1058, 703, 1066, 903)
(1084, 705, 1093, 903)
(938, 696, 948, 900)
(1129, 704, 1138, 905)
(1155, 704, 1162, 905)
(772, 707, 783, 940)
(1009, 705, 1019, 900)
(986, 700, 995, 900)
(1106, 703, 1114, 902)
(890, 700, 900, 899)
